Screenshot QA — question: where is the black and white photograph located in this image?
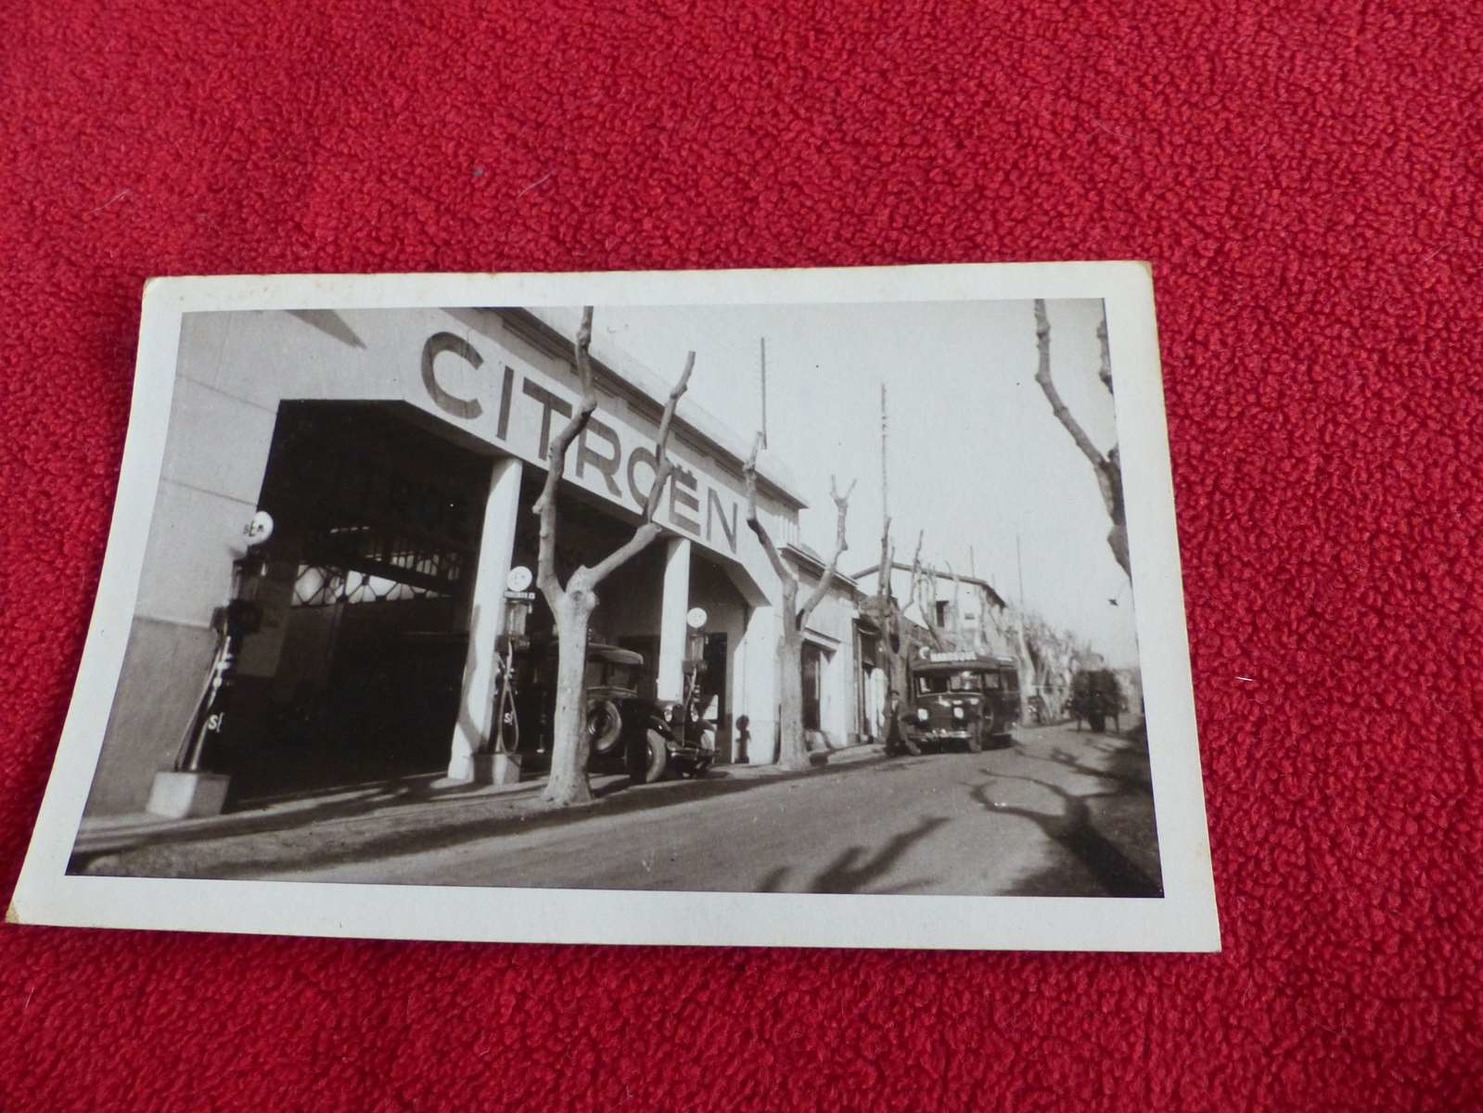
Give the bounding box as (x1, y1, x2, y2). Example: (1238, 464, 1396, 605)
(11, 264, 1217, 951)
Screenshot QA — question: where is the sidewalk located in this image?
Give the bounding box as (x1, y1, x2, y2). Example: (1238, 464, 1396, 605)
(72, 742, 887, 880)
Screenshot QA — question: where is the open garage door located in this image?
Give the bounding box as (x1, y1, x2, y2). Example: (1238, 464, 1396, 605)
(211, 402, 490, 802)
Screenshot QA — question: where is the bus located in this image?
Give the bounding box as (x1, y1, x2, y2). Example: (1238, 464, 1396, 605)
(903, 649, 1020, 753)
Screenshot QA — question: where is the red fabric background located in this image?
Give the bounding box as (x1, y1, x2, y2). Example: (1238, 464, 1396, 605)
(3, 2, 1481, 1109)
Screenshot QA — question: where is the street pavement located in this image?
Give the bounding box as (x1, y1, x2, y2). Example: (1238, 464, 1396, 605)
(258, 723, 1163, 897)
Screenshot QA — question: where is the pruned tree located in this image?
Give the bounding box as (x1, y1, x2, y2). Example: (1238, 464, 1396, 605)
(743, 435, 855, 771)
(1033, 300, 1129, 580)
(908, 530, 945, 651)
(535, 307, 693, 806)
(873, 517, 913, 753)
(875, 517, 895, 647)
(944, 560, 967, 647)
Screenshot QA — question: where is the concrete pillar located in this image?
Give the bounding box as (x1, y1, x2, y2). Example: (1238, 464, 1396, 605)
(656, 537, 692, 703)
(739, 603, 781, 764)
(447, 456, 524, 782)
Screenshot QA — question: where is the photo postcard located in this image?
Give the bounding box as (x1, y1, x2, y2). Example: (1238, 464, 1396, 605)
(9, 262, 1218, 951)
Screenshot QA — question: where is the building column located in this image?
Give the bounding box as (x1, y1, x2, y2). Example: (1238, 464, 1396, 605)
(447, 456, 524, 782)
(656, 537, 692, 703)
(739, 603, 781, 764)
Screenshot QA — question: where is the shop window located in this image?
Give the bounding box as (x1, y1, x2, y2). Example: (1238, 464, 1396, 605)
(291, 565, 444, 607)
(261, 404, 483, 610)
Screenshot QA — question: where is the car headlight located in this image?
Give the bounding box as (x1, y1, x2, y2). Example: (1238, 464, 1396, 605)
(952, 706, 964, 720)
(916, 707, 928, 722)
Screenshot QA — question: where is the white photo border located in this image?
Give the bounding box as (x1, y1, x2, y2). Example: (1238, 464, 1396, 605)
(9, 263, 1219, 952)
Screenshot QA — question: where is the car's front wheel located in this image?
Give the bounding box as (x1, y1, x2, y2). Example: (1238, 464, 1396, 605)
(628, 726, 669, 784)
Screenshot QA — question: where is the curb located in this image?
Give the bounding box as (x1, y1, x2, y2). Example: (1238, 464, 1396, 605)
(71, 744, 891, 879)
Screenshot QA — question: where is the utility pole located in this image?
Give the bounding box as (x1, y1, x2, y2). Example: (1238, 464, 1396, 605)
(759, 338, 768, 449)
(1016, 533, 1026, 616)
(875, 380, 903, 750)
(1017, 531, 1032, 717)
(880, 382, 888, 526)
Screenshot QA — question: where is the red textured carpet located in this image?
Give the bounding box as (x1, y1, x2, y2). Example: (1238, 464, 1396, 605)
(3, 2, 1481, 1110)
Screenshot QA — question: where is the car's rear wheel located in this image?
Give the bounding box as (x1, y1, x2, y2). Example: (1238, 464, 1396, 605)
(587, 699, 623, 756)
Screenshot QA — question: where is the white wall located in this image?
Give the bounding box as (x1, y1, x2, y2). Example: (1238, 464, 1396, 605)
(91, 307, 813, 811)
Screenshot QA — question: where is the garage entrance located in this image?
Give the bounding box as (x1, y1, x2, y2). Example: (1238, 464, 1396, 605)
(213, 402, 490, 802)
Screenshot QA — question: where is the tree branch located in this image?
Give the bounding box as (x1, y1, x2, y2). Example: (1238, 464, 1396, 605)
(945, 560, 965, 641)
(876, 515, 893, 606)
(1033, 299, 1119, 522)
(908, 532, 944, 649)
(641, 351, 695, 521)
(908, 528, 924, 622)
(534, 306, 600, 605)
(1097, 313, 1113, 395)
(586, 349, 695, 588)
(587, 521, 664, 586)
(743, 432, 794, 589)
(799, 475, 855, 623)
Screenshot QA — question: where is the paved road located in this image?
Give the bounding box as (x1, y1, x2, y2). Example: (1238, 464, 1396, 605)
(271, 723, 1163, 897)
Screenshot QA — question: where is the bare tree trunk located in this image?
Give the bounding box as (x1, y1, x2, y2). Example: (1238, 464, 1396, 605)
(777, 618, 807, 771)
(1033, 300, 1131, 581)
(875, 517, 901, 749)
(743, 434, 853, 773)
(543, 588, 597, 804)
(536, 307, 694, 807)
(946, 561, 966, 648)
(909, 532, 945, 652)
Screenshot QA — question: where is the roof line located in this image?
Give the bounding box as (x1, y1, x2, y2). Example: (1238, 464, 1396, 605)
(509, 308, 809, 511)
(850, 560, 1007, 607)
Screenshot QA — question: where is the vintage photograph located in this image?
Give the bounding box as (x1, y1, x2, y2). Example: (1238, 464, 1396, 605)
(12, 265, 1217, 950)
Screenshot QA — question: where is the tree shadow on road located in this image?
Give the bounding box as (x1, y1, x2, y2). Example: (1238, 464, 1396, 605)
(754, 815, 948, 895)
(1043, 743, 1153, 795)
(971, 773, 1162, 898)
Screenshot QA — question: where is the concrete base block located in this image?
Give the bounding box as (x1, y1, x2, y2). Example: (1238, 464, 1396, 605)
(146, 770, 231, 819)
(488, 752, 523, 786)
(447, 752, 523, 786)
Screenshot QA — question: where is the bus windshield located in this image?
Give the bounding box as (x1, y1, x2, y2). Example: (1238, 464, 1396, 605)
(915, 670, 989, 695)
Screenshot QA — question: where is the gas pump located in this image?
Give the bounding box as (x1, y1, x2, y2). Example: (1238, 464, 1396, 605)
(173, 511, 273, 775)
(148, 512, 274, 818)
(680, 607, 717, 755)
(493, 565, 534, 760)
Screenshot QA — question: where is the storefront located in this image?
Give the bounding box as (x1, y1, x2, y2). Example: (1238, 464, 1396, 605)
(781, 545, 863, 753)
(84, 307, 813, 816)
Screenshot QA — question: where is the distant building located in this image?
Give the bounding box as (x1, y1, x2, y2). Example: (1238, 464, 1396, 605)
(852, 562, 1010, 656)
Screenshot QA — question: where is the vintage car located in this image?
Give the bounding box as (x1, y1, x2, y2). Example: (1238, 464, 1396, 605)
(503, 642, 712, 782)
(1068, 668, 1127, 734)
(902, 649, 1020, 752)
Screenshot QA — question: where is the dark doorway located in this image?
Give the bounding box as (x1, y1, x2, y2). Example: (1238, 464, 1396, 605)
(802, 642, 824, 733)
(212, 402, 491, 803)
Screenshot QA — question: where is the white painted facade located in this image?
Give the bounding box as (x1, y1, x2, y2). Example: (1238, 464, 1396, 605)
(86, 307, 840, 816)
